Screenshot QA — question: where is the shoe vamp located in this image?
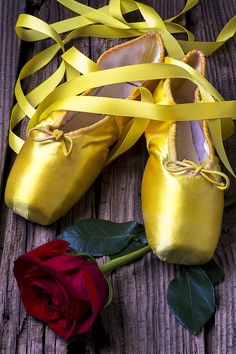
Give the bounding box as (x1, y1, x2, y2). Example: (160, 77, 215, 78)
(142, 153, 224, 264)
(5, 137, 108, 224)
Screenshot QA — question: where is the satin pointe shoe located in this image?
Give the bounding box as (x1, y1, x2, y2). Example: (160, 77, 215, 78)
(5, 32, 164, 225)
(142, 50, 230, 265)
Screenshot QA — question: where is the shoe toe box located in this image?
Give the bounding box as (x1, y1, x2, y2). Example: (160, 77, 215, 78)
(142, 156, 224, 265)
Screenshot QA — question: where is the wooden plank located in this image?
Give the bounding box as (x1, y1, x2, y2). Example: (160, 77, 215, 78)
(0, 1, 90, 353)
(1, 0, 235, 353)
(93, 1, 206, 353)
(0, 0, 29, 347)
(187, 1, 236, 353)
(0, 1, 28, 193)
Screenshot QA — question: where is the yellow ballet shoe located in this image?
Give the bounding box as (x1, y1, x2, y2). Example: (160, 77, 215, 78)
(5, 32, 164, 225)
(142, 50, 230, 265)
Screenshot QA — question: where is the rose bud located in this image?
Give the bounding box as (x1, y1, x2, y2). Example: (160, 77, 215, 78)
(13, 239, 108, 340)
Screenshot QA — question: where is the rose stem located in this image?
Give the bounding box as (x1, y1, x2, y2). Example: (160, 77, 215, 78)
(99, 245, 150, 276)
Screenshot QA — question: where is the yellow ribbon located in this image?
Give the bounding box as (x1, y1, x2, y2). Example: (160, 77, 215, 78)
(105, 86, 154, 165)
(11, 61, 236, 175)
(15, 0, 235, 56)
(164, 160, 230, 191)
(7, 0, 236, 178)
(28, 126, 73, 157)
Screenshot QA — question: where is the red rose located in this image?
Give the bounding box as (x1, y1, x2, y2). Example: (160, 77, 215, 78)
(13, 240, 108, 340)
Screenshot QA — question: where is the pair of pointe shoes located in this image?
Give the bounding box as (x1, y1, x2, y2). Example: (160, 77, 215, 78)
(5, 33, 228, 265)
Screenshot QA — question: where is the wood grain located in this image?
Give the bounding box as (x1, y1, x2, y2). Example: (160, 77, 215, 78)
(187, 1, 236, 353)
(0, 1, 87, 353)
(91, 1, 205, 353)
(0, 0, 235, 353)
(0, 0, 28, 193)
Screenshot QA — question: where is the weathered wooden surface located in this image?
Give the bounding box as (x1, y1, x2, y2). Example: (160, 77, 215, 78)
(0, 0, 235, 353)
(0, 2, 27, 194)
(188, 2, 236, 354)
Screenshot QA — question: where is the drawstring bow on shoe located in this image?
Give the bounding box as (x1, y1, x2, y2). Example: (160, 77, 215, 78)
(164, 159, 230, 190)
(28, 126, 73, 156)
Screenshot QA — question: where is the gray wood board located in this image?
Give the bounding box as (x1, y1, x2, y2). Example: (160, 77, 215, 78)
(187, 1, 236, 353)
(0, 1, 28, 194)
(0, 0, 235, 353)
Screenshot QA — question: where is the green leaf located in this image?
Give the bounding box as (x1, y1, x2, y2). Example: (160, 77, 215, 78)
(109, 233, 147, 259)
(58, 219, 147, 257)
(167, 267, 215, 334)
(200, 259, 224, 285)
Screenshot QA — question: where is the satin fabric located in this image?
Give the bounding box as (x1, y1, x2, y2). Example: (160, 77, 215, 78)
(5, 116, 120, 225)
(11, 0, 236, 161)
(5, 32, 164, 225)
(141, 84, 224, 265)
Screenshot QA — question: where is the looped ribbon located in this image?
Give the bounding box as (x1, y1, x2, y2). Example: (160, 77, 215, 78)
(28, 127, 73, 157)
(164, 159, 230, 191)
(7, 0, 236, 178)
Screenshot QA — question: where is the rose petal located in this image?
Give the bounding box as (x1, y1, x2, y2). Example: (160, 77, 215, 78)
(75, 303, 94, 335)
(82, 262, 108, 310)
(62, 260, 108, 319)
(65, 273, 89, 301)
(43, 255, 85, 272)
(20, 282, 57, 322)
(32, 277, 69, 317)
(28, 240, 69, 260)
(48, 298, 86, 340)
(13, 240, 69, 282)
(47, 320, 68, 340)
(74, 263, 108, 334)
(65, 301, 91, 339)
(41, 256, 91, 300)
(13, 242, 108, 341)
(13, 255, 42, 283)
